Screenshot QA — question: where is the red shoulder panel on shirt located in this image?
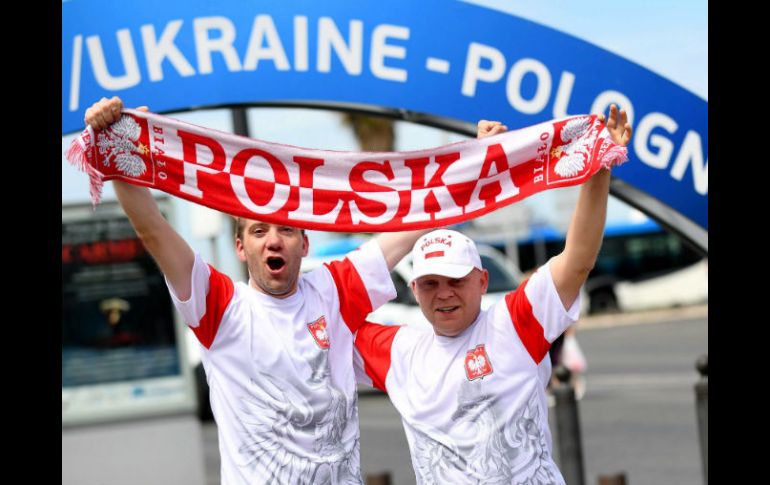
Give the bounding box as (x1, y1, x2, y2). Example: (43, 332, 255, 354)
(192, 265, 234, 349)
(505, 278, 551, 364)
(355, 322, 400, 393)
(325, 258, 372, 334)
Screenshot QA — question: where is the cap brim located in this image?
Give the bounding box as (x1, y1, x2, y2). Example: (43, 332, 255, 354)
(411, 262, 475, 282)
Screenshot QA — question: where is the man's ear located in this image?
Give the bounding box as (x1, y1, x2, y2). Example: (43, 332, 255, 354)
(480, 269, 489, 294)
(410, 280, 420, 303)
(235, 238, 247, 262)
(302, 233, 310, 257)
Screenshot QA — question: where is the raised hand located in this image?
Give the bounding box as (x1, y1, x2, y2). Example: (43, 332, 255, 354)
(598, 104, 632, 147)
(84, 96, 124, 131)
(476, 120, 508, 139)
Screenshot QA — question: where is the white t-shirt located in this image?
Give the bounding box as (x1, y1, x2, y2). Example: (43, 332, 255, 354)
(168, 240, 395, 485)
(354, 261, 581, 485)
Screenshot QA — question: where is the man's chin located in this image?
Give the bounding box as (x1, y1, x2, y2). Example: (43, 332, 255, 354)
(433, 311, 461, 324)
(266, 283, 295, 297)
(253, 278, 296, 298)
(433, 326, 463, 338)
(431, 318, 472, 337)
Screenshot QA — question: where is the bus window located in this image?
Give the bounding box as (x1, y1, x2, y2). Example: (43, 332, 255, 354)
(510, 220, 702, 313)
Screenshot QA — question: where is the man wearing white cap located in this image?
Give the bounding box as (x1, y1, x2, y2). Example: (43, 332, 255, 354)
(353, 106, 632, 484)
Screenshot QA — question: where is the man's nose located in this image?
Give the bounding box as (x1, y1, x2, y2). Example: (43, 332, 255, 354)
(436, 284, 454, 299)
(265, 228, 283, 249)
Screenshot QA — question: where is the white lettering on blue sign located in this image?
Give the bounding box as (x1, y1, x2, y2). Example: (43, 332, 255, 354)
(66, 14, 707, 197)
(68, 35, 83, 111)
(141, 21, 196, 81)
(461, 42, 506, 97)
(194, 16, 242, 74)
(506, 58, 552, 114)
(635, 112, 708, 195)
(370, 24, 409, 82)
(318, 17, 364, 75)
(243, 15, 291, 71)
(294, 16, 309, 71)
(671, 130, 707, 196)
(86, 29, 141, 90)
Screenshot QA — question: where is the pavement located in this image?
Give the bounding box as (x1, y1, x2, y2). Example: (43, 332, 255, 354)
(578, 303, 707, 330)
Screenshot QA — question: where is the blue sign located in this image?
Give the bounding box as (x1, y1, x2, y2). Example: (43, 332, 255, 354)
(62, 0, 707, 230)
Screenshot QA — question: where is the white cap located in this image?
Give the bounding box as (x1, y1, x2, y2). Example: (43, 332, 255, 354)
(411, 230, 482, 282)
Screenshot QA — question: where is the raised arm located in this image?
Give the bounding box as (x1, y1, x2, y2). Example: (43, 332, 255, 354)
(548, 105, 633, 309)
(374, 230, 432, 271)
(374, 122, 513, 272)
(85, 97, 195, 300)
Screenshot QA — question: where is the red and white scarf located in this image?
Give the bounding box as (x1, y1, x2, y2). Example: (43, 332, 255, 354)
(66, 110, 627, 232)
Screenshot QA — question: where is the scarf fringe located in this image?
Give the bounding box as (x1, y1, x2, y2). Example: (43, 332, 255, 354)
(600, 145, 629, 170)
(65, 137, 104, 208)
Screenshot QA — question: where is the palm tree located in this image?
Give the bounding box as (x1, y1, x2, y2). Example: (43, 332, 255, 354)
(342, 112, 395, 152)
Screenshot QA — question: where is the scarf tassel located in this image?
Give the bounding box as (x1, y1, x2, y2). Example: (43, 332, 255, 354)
(65, 137, 104, 208)
(599, 145, 629, 171)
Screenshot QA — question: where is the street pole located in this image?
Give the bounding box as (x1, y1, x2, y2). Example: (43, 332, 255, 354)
(554, 365, 586, 485)
(695, 354, 708, 485)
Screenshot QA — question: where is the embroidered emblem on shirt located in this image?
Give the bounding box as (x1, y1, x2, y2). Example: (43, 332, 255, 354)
(308, 316, 330, 349)
(464, 345, 493, 380)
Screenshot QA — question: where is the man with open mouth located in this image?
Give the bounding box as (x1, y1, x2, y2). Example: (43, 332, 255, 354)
(83, 97, 430, 484)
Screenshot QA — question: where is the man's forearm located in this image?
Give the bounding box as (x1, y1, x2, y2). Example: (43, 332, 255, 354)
(548, 169, 610, 309)
(114, 180, 195, 299)
(562, 169, 611, 274)
(113, 181, 166, 240)
(375, 229, 432, 271)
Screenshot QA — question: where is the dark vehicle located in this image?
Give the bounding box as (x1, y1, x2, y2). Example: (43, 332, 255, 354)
(511, 219, 702, 314)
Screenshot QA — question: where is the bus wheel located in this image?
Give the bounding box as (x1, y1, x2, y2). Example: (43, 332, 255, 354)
(590, 289, 618, 314)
